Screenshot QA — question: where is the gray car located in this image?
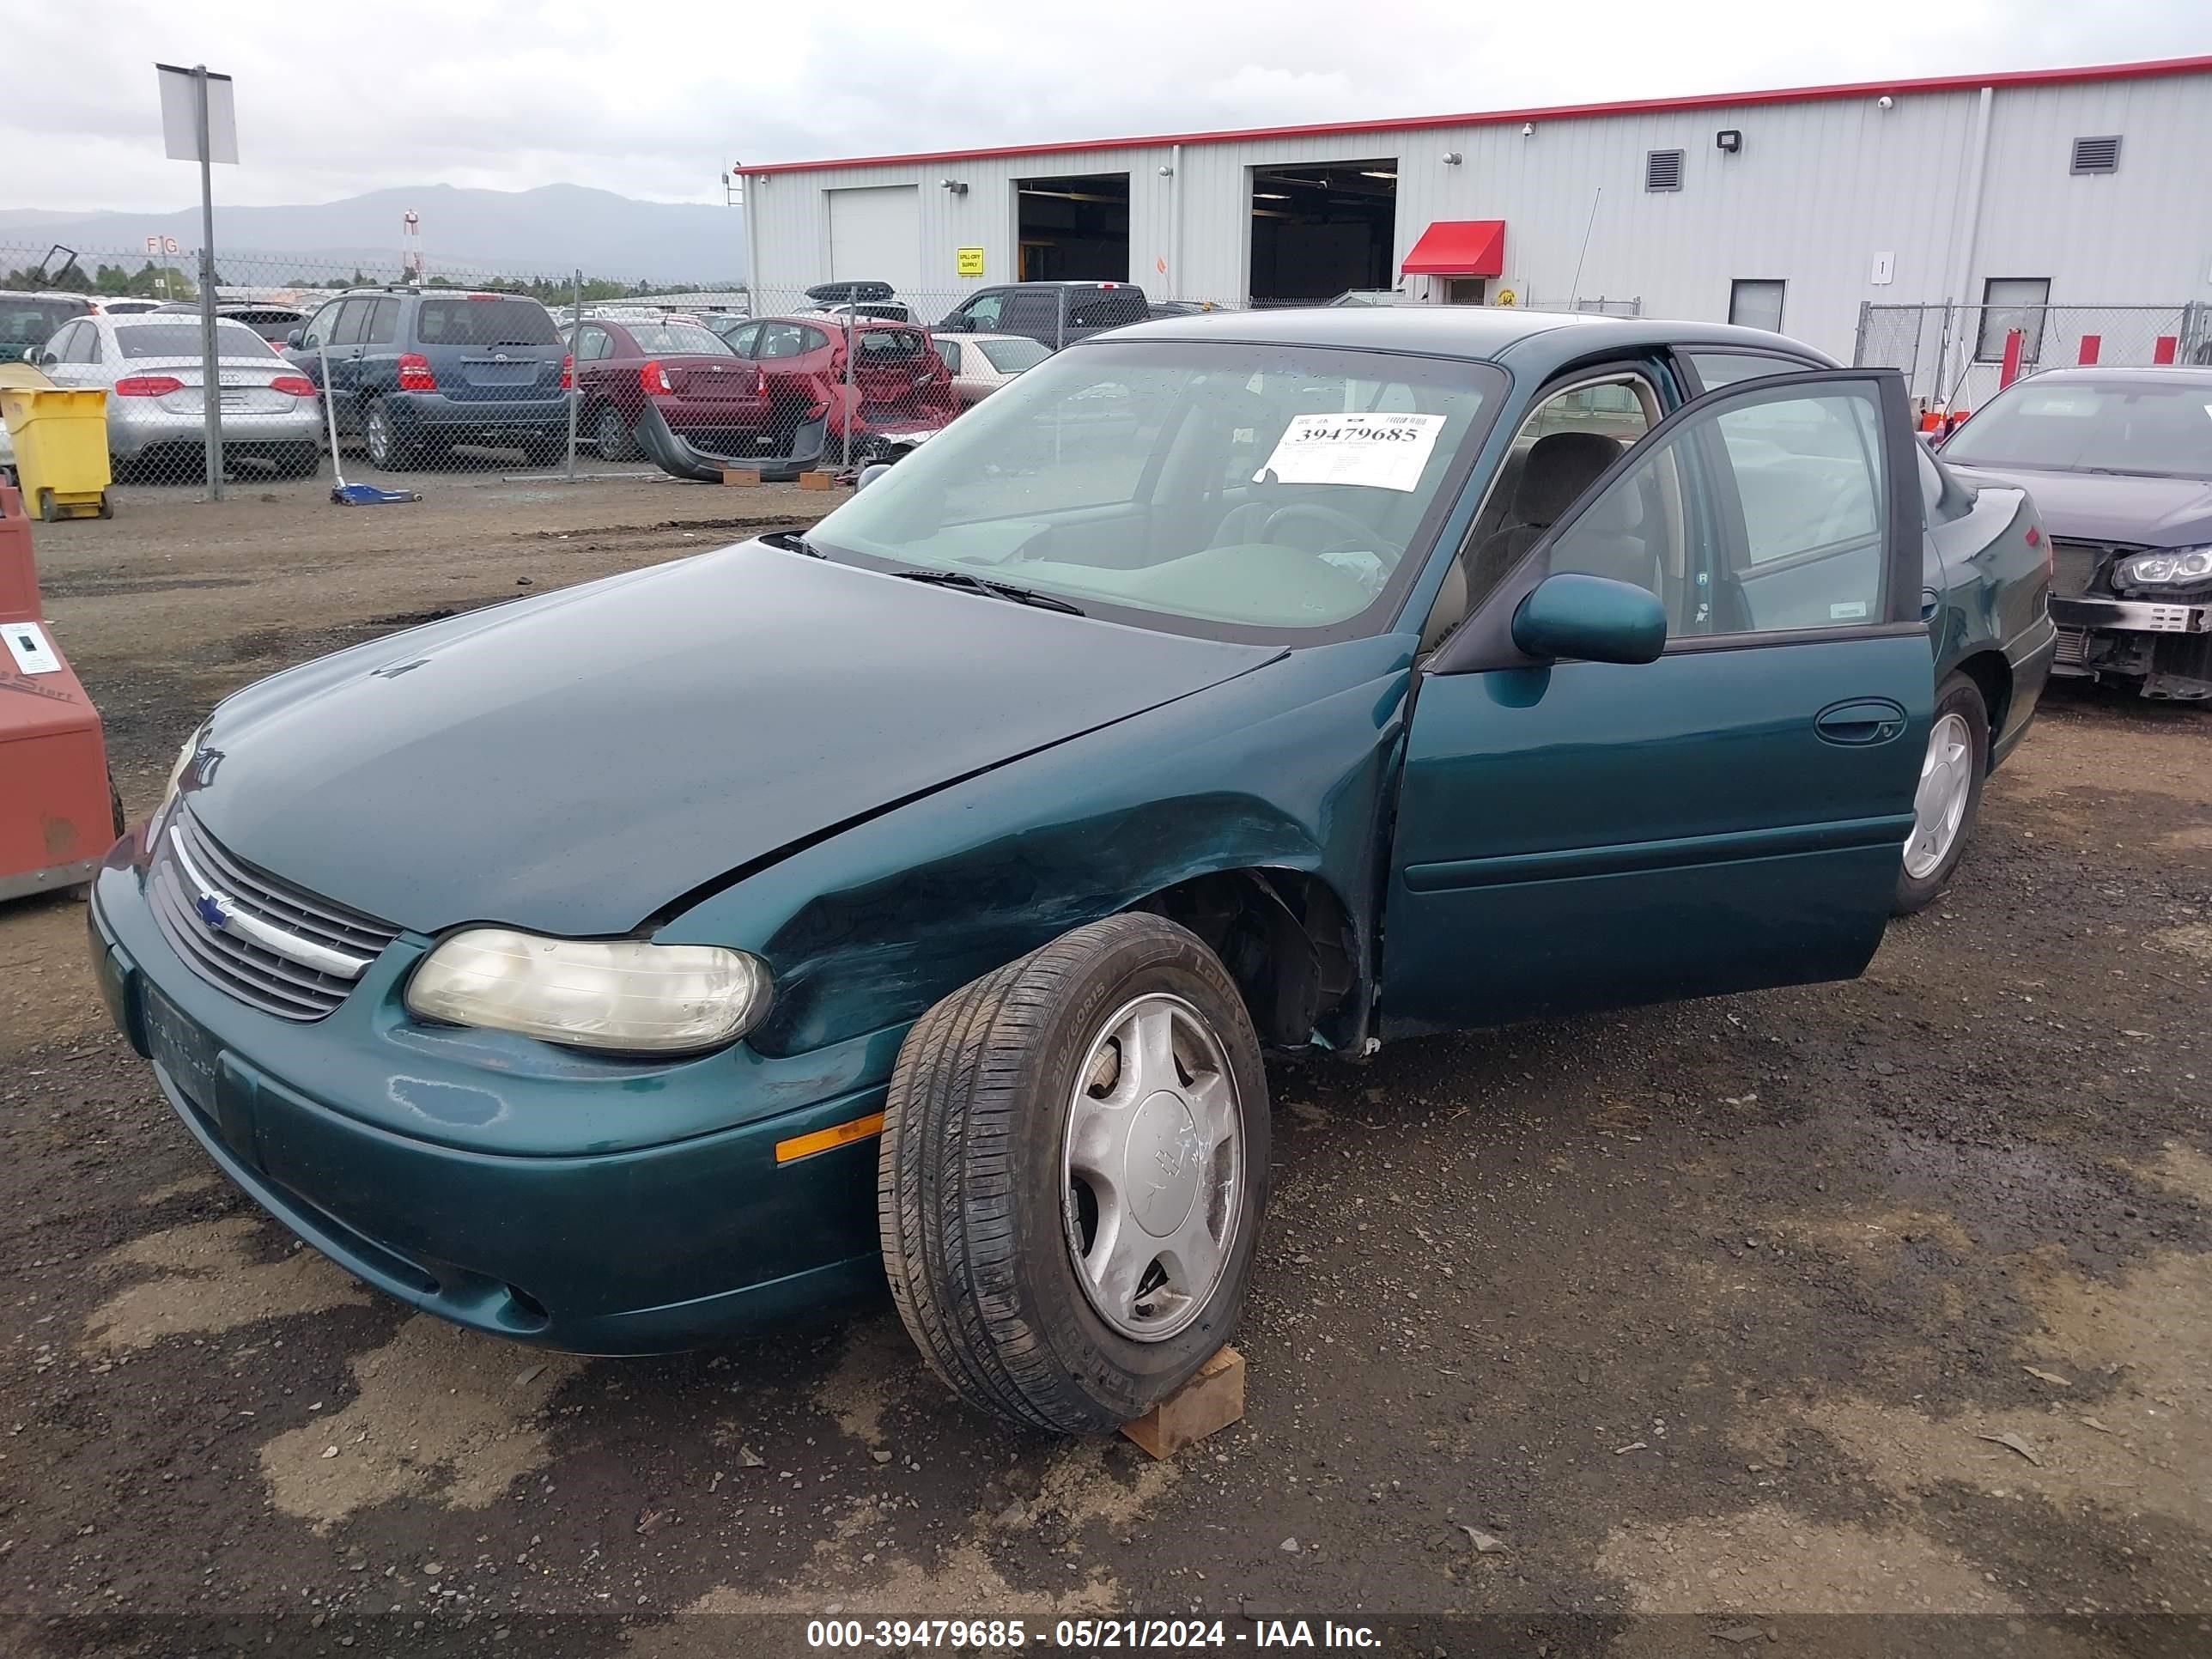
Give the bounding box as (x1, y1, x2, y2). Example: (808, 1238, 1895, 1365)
(32, 312, 324, 479)
(1941, 366, 2212, 700)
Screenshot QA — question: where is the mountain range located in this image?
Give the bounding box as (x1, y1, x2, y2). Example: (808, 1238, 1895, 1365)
(0, 185, 743, 284)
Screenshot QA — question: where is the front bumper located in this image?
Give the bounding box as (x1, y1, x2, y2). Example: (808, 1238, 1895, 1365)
(2051, 595, 2212, 697)
(88, 845, 895, 1352)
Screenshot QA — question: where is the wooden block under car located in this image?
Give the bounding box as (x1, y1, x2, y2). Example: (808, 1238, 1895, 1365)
(1121, 1346, 1244, 1459)
(797, 470, 837, 490)
(720, 467, 763, 487)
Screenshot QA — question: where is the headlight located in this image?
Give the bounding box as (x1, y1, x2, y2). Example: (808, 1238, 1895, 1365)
(157, 728, 204, 821)
(2114, 547, 2212, 588)
(404, 928, 770, 1054)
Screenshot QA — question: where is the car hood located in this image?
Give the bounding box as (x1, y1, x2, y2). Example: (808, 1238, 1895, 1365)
(189, 543, 1279, 936)
(1944, 462, 2212, 545)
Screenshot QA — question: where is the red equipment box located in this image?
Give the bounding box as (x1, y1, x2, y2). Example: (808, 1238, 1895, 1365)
(1, 483, 119, 902)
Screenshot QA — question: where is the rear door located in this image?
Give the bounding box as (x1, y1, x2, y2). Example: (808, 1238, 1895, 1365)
(1382, 369, 1930, 1033)
(1000, 289, 1060, 349)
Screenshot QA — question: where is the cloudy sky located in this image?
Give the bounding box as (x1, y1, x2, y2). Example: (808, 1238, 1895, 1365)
(5, 0, 2204, 210)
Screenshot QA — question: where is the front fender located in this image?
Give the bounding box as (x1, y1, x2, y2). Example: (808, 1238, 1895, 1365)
(661, 635, 1417, 1058)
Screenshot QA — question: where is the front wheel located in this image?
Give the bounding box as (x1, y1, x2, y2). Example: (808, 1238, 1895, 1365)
(1894, 672, 1990, 915)
(878, 915, 1269, 1433)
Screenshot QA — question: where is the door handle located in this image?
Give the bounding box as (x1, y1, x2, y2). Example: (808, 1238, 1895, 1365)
(1814, 696, 1910, 746)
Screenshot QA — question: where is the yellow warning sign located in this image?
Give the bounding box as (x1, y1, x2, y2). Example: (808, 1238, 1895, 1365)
(955, 246, 985, 277)
(1495, 288, 1517, 307)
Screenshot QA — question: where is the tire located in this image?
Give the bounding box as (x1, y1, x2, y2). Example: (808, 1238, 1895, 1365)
(38, 488, 59, 522)
(594, 404, 636, 462)
(1894, 672, 1990, 915)
(361, 400, 417, 471)
(878, 914, 1270, 1434)
(95, 491, 113, 520)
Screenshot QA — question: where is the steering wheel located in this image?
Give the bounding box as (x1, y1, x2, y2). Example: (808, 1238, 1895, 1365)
(1260, 502, 1375, 550)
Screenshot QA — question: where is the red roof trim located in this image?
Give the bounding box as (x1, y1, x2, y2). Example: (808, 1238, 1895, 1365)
(739, 55, 2212, 177)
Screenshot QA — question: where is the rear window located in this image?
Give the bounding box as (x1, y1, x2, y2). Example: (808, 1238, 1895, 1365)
(117, 320, 278, 359)
(977, 337, 1049, 374)
(626, 323, 733, 356)
(1068, 289, 1147, 328)
(857, 328, 927, 360)
(414, 297, 560, 349)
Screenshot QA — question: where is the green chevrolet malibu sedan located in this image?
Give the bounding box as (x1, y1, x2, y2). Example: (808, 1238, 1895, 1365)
(89, 307, 2054, 1433)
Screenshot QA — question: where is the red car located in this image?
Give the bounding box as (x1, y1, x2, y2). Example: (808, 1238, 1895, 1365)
(571, 316, 769, 460)
(710, 315, 958, 462)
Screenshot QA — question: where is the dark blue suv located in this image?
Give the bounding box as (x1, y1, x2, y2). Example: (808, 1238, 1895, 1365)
(283, 289, 570, 470)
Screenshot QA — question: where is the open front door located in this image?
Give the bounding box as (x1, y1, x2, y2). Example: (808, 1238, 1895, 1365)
(1380, 369, 1931, 1036)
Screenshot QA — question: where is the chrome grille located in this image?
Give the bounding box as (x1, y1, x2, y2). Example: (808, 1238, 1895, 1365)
(148, 809, 399, 1020)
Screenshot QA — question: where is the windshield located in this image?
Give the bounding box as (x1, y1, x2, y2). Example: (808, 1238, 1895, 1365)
(1943, 377, 2212, 480)
(416, 297, 561, 349)
(808, 339, 1500, 641)
(117, 320, 278, 359)
(627, 322, 732, 356)
(977, 337, 1049, 374)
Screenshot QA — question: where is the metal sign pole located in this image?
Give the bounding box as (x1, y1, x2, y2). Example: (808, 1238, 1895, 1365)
(565, 269, 582, 480)
(192, 65, 225, 501)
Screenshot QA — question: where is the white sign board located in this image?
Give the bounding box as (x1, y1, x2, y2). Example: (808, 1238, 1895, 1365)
(1255, 412, 1448, 492)
(5, 622, 62, 676)
(155, 64, 238, 165)
(1869, 251, 1895, 286)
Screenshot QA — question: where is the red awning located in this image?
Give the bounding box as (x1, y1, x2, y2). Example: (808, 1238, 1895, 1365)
(1401, 219, 1506, 276)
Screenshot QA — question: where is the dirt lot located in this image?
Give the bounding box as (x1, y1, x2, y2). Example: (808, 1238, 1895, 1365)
(3, 487, 2207, 1658)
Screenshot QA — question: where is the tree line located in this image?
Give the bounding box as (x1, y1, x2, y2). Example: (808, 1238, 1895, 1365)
(3, 258, 737, 307)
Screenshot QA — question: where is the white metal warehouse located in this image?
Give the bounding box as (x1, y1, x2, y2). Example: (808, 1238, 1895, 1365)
(738, 53, 2212, 373)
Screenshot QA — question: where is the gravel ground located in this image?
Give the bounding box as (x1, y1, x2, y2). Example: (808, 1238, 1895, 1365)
(2, 488, 2207, 1659)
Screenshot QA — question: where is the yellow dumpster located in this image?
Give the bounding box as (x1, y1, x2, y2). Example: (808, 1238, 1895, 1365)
(0, 386, 112, 521)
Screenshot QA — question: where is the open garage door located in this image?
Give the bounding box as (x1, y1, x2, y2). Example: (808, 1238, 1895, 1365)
(828, 185, 921, 296)
(1249, 160, 1397, 302)
(1016, 173, 1129, 282)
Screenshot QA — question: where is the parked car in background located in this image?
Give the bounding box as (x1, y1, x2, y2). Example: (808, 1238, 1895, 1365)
(33, 312, 322, 478)
(1328, 289, 1421, 307)
(281, 289, 570, 471)
(1939, 366, 2212, 700)
(934, 282, 1150, 349)
(714, 315, 957, 462)
(804, 280, 910, 322)
(0, 293, 92, 363)
(93, 307, 2050, 1444)
(155, 301, 312, 345)
(933, 331, 1049, 404)
(571, 315, 769, 461)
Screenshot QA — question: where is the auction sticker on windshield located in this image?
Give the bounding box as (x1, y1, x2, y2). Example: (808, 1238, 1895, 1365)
(1256, 411, 1446, 491)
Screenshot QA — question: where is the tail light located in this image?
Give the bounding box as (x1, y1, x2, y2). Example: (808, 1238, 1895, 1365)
(755, 370, 768, 398)
(270, 375, 317, 398)
(2027, 522, 2053, 581)
(640, 361, 672, 395)
(560, 354, 573, 392)
(112, 375, 185, 398)
(396, 353, 437, 392)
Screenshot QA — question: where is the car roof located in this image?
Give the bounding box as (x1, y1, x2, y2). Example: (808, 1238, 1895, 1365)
(757, 313, 915, 330)
(1094, 305, 1838, 372)
(2005, 364, 2212, 388)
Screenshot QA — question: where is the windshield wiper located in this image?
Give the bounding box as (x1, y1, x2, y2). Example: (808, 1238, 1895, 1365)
(890, 568, 1085, 615)
(763, 530, 827, 557)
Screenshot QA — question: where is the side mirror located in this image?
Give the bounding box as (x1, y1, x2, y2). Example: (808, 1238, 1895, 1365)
(855, 462, 894, 492)
(285, 329, 307, 349)
(1510, 573, 1667, 665)
(939, 315, 970, 333)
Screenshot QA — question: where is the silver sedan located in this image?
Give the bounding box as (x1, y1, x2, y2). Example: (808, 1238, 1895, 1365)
(32, 312, 324, 477)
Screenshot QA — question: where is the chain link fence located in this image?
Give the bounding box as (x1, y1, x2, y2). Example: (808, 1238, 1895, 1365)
(1854, 301, 2212, 412)
(2, 242, 748, 498)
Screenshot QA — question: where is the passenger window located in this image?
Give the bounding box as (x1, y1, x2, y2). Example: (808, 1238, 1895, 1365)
(962, 292, 1004, 331)
(1543, 380, 1891, 638)
(576, 326, 610, 362)
(755, 324, 807, 359)
(362, 298, 399, 347)
(721, 323, 761, 357)
(329, 301, 372, 348)
(937, 340, 962, 374)
(301, 302, 341, 350)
